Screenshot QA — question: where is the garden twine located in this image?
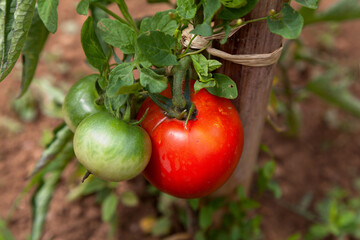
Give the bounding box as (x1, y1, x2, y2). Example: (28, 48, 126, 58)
(182, 24, 283, 67)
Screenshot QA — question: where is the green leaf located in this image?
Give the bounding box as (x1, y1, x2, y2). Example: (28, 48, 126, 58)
(267, 3, 304, 39)
(176, 0, 197, 20)
(299, 0, 360, 25)
(140, 10, 177, 36)
(188, 199, 200, 210)
(191, 54, 209, 77)
(81, 16, 108, 71)
(76, 0, 90, 15)
(208, 59, 222, 72)
(29, 123, 73, 177)
(295, 0, 318, 9)
(102, 193, 118, 222)
(207, 73, 238, 99)
(287, 233, 301, 240)
(219, 0, 258, 20)
(0, 218, 15, 240)
(137, 31, 177, 67)
(37, 0, 58, 33)
(31, 142, 74, 240)
(152, 217, 171, 236)
(194, 80, 216, 93)
(19, 9, 49, 98)
(191, 23, 213, 37)
(66, 177, 108, 201)
(91, 5, 111, 57)
(117, 82, 143, 94)
(97, 18, 137, 54)
(0, 0, 36, 82)
(199, 206, 214, 230)
(121, 191, 139, 207)
(107, 62, 135, 96)
(306, 74, 360, 118)
(140, 68, 168, 93)
(203, 0, 222, 23)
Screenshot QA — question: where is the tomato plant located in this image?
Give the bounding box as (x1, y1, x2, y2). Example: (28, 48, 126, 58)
(137, 84, 244, 198)
(74, 111, 152, 182)
(62, 74, 105, 131)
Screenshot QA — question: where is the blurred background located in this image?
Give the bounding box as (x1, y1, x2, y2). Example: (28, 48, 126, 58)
(0, 0, 360, 239)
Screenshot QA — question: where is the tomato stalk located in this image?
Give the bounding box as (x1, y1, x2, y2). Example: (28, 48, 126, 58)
(172, 56, 191, 110)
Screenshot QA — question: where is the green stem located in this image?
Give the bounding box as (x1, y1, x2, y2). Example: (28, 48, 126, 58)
(178, 42, 211, 58)
(115, 0, 138, 32)
(92, 2, 129, 27)
(172, 56, 191, 109)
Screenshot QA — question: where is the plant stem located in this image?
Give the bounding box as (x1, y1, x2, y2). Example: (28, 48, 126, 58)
(172, 56, 191, 109)
(92, 2, 129, 27)
(178, 42, 210, 58)
(115, 0, 138, 32)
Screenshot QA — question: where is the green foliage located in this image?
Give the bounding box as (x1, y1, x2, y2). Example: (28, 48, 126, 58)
(81, 16, 109, 72)
(218, 0, 258, 20)
(37, 0, 59, 33)
(0, 218, 15, 240)
(300, 0, 360, 25)
(176, 0, 197, 20)
(207, 73, 238, 99)
(20, 9, 49, 98)
(140, 68, 168, 93)
(305, 185, 360, 240)
(306, 73, 360, 118)
(0, 0, 36, 81)
(267, 3, 304, 39)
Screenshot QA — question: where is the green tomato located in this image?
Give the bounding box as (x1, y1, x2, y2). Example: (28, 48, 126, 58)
(73, 112, 152, 182)
(220, 0, 247, 8)
(62, 74, 105, 132)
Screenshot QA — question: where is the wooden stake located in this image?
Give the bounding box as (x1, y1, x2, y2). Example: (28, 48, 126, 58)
(213, 0, 283, 195)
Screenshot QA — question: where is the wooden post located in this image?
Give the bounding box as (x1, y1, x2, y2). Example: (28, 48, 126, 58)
(213, 0, 283, 195)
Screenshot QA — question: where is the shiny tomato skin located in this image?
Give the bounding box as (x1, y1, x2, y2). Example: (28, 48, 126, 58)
(137, 87, 244, 199)
(62, 74, 105, 132)
(74, 112, 152, 182)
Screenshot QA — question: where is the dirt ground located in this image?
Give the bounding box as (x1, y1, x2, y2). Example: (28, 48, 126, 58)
(1, 1, 360, 240)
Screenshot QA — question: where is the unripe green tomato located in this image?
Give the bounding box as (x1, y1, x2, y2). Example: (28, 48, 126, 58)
(62, 74, 105, 132)
(220, 0, 247, 8)
(74, 112, 152, 182)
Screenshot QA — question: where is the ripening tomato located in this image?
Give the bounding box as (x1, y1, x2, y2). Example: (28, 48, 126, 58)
(137, 85, 244, 198)
(74, 112, 152, 182)
(62, 74, 105, 132)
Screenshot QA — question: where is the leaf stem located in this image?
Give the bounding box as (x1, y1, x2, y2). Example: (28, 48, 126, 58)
(115, 0, 139, 32)
(92, 2, 129, 27)
(178, 42, 211, 58)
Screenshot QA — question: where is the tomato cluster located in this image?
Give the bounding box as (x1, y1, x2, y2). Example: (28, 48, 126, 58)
(62, 75, 151, 182)
(63, 76, 244, 198)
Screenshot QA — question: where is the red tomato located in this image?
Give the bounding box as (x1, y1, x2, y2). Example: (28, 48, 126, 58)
(137, 85, 244, 199)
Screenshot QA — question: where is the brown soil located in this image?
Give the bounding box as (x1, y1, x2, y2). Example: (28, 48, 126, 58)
(1, 1, 360, 240)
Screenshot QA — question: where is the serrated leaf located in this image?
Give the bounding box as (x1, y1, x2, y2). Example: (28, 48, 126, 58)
(194, 79, 216, 93)
(37, 0, 58, 33)
(121, 191, 139, 207)
(29, 123, 73, 177)
(140, 10, 177, 36)
(81, 16, 108, 71)
(76, 0, 90, 15)
(137, 31, 177, 67)
(0, 0, 36, 82)
(219, 0, 258, 20)
(267, 3, 304, 39)
(295, 0, 318, 9)
(176, 0, 197, 20)
(104, 94, 128, 117)
(207, 73, 237, 99)
(300, 0, 360, 25)
(306, 74, 360, 118)
(19, 9, 49, 98)
(107, 62, 135, 96)
(199, 206, 214, 230)
(97, 18, 137, 54)
(102, 193, 118, 222)
(31, 142, 74, 240)
(140, 68, 168, 93)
